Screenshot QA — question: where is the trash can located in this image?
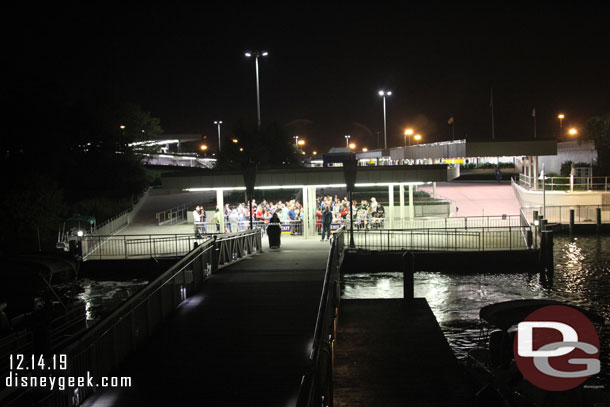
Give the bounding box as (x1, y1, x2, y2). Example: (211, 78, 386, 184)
(267, 223, 281, 249)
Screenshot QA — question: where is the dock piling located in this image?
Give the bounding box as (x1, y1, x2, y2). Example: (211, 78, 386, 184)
(402, 252, 414, 300)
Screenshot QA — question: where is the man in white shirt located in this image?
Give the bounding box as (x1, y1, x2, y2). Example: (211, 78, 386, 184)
(193, 206, 202, 237)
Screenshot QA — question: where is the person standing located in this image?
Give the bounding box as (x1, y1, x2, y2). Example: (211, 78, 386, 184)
(321, 206, 332, 241)
(193, 206, 202, 237)
(213, 208, 222, 232)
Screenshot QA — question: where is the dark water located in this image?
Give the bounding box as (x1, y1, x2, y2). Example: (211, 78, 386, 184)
(76, 279, 149, 325)
(341, 234, 610, 385)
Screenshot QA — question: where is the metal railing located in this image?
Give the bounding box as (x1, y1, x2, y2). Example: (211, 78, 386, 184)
(336, 215, 522, 231)
(521, 204, 610, 225)
(297, 228, 345, 407)
(155, 204, 190, 226)
(518, 174, 610, 191)
(342, 226, 532, 251)
(37, 229, 262, 406)
(81, 234, 203, 260)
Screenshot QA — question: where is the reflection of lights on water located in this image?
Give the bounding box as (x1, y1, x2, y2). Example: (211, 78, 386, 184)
(376, 278, 391, 291)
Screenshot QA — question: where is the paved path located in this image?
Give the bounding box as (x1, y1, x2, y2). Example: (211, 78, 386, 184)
(420, 181, 521, 217)
(82, 236, 331, 407)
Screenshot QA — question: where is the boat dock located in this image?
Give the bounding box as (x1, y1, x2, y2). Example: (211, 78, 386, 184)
(80, 237, 330, 406)
(334, 298, 474, 406)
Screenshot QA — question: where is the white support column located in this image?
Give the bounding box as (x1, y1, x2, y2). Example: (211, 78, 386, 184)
(408, 184, 414, 220)
(302, 187, 309, 238)
(399, 184, 405, 228)
(216, 188, 224, 233)
(432, 182, 437, 199)
(388, 184, 394, 228)
(309, 186, 317, 237)
(532, 156, 538, 190)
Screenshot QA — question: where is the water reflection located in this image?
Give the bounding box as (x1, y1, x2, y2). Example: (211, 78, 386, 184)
(341, 234, 610, 384)
(77, 279, 148, 325)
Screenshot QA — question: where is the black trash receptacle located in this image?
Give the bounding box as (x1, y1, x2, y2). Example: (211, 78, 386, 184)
(267, 223, 281, 248)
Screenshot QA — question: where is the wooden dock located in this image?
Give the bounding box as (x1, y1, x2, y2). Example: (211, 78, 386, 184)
(334, 298, 474, 406)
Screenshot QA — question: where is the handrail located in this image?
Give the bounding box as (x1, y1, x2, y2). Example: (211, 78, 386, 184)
(298, 227, 345, 407)
(40, 229, 262, 406)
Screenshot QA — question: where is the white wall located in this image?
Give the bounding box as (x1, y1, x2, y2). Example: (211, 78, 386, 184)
(512, 181, 607, 207)
(538, 140, 597, 174)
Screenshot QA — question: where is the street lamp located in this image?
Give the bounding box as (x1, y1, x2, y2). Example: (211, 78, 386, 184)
(362, 147, 368, 152)
(348, 143, 356, 150)
(244, 50, 269, 128)
(568, 128, 578, 136)
(214, 121, 222, 153)
(558, 114, 565, 139)
(297, 139, 305, 146)
(378, 89, 392, 149)
(344, 134, 351, 148)
(414, 134, 422, 144)
(404, 128, 414, 146)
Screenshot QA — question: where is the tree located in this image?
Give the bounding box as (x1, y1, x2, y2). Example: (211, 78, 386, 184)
(584, 113, 610, 174)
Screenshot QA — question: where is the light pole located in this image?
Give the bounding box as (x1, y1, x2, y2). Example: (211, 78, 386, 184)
(294, 135, 299, 146)
(344, 134, 351, 148)
(558, 114, 565, 139)
(213, 121, 223, 153)
(378, 90, 392, 149)
(244, 50, 269, 128)
(404, 128, 413, 146)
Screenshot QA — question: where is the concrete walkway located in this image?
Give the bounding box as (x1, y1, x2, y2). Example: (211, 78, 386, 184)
(82, 236, 331, 407)
(420, 181, 521, 217)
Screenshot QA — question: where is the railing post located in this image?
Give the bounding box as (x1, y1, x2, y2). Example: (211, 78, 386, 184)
(124, 236, 128, 260)
(597, 208, 602, 234)
(402, 252, 414, 301)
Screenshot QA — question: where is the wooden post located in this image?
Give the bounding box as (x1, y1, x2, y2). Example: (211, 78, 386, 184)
(402, 252, 414, 301)
(569, 209, 575, 234)
(597, 207, 602, 234)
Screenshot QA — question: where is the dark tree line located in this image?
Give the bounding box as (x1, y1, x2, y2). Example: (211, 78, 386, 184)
(2, 84, 162, 254)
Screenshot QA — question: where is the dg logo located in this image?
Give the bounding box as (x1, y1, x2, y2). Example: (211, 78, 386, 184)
(514, 305, 601, 391)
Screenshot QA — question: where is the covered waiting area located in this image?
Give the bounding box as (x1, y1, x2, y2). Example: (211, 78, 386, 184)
(161, 165, 459, 236)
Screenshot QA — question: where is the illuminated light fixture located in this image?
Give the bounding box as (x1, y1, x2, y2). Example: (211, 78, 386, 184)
(200, 145, 208, 151)
(568, 128, 578, 136)
(348, 143, 356, 150)
(414, 134, 422, 143)
(313, 150, 317, 155)
(297, 139, 305, 146)
(244, 50, 269, 128)
(378, 89, 392, 149)
(362, 148, 368, 152)
(239, 147, 244, 152)
(77, 230, 84, 237)
(558, 114, 565, 119)
(232, 138, 239, 143)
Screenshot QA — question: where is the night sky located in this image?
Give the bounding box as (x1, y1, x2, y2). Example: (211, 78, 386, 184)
(9, 2, 610, 153)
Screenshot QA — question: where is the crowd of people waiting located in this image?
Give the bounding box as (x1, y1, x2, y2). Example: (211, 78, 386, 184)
(192, 194, 386, 237)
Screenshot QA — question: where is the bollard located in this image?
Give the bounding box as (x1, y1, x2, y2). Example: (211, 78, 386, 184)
(569, 209, 575, 234)
(539, 230, 554, 275)
(526, 230, 533, 249)
(402, 252, 415, 301)
(597, 208, 602, 234)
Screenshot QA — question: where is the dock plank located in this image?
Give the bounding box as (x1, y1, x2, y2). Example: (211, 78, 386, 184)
(334, 298, 474, 406)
